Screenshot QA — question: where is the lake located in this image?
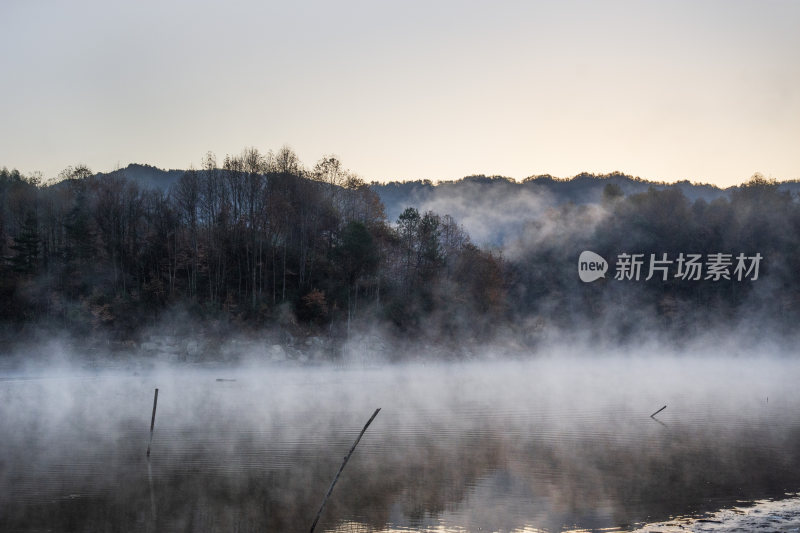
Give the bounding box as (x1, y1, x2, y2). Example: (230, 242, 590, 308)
(1, 354, 799, 532)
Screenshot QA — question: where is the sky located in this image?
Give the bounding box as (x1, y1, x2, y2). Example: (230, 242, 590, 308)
(0, 0, 798, 187)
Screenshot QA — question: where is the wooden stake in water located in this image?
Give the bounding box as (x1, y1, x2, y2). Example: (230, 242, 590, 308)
(650, 405, 667, 418)
(146, 388, 159, 457)
(309, 408, 381, 533)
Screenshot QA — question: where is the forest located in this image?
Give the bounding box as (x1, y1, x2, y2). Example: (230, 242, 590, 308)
(0, 148, 505, 355)
(1, 148, 798, 358)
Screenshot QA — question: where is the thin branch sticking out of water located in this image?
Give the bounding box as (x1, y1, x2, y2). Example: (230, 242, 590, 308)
(650, 405, 667, 418)
(146, 388, 158, 457)
(309, 407, 381, 533)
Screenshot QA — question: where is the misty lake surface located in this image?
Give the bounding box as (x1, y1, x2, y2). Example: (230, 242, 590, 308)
(2, 354, 800, 532)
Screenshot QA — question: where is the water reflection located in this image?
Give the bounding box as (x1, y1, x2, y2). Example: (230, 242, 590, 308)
(0, 357, 799, 532)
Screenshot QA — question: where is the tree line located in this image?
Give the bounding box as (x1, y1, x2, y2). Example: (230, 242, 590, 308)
(2, 152, 798, 352)
(509, 175, 800, 343)
(0, 148, 506, 346)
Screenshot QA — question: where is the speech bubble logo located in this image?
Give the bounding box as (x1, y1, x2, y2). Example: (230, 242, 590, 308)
(578, 251, 608, 282)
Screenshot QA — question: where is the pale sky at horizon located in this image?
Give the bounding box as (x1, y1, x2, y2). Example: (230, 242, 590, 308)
(1, 0, 798, 187)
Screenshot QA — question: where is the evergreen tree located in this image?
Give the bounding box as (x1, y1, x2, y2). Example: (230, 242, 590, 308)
(9, 210, 40, 274)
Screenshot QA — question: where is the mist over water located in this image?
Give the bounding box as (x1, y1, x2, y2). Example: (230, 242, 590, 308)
(2, 348, 800, 533)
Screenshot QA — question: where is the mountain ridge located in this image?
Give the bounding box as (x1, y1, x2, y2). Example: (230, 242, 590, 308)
(93, 163, 800, 247)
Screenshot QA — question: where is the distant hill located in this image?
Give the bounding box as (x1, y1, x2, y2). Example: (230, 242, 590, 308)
(95, 163, 184, 190)
(371, 173, 730, 225)
(97, 164, 800, 247)
(370, 173, 800, 247)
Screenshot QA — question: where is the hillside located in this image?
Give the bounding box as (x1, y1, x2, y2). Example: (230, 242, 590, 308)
(94, 164, 800, 248)
(3, 156, 800, 356)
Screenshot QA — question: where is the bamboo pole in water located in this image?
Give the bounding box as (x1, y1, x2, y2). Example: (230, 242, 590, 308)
(146, 388, 159, 457)
(650, 405, 667, 418)
(309, 408, 381, 533)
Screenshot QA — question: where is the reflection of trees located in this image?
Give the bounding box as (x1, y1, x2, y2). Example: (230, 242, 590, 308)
(3, 410, 800, 532)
